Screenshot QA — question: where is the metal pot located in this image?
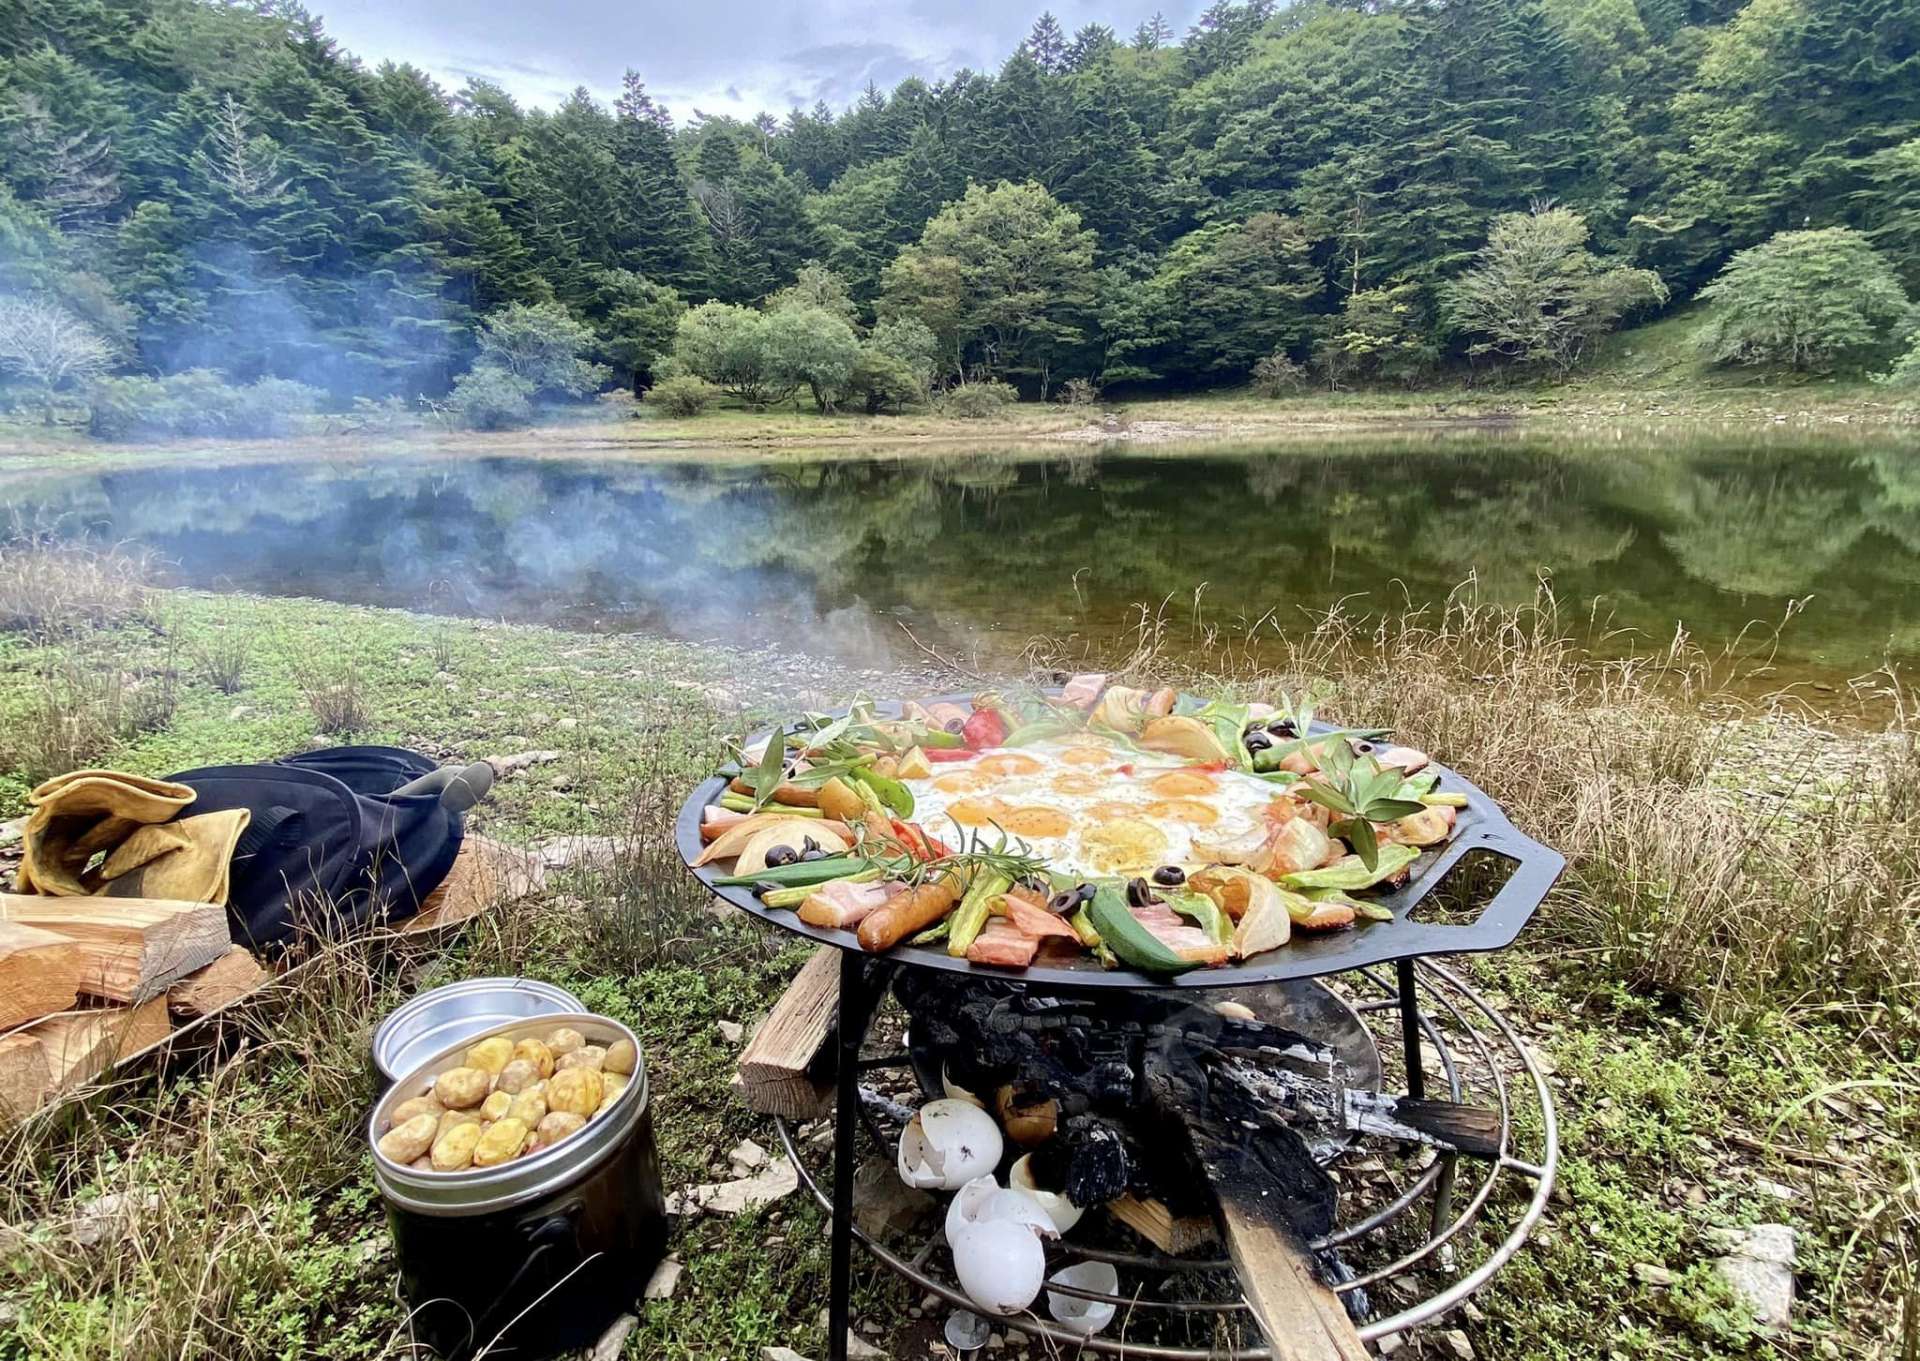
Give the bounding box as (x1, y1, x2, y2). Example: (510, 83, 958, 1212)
(369, 1012, 667, 1359)
(371, 977, 587, 1086)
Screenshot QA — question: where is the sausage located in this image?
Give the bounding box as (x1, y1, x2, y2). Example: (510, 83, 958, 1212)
(855, 873, 962, 951)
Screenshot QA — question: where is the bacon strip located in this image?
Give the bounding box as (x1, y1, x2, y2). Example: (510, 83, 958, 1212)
(965, 917, 1039, 968)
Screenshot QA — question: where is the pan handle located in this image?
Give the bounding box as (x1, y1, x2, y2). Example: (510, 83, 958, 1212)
(1397, 821, 1565, 948)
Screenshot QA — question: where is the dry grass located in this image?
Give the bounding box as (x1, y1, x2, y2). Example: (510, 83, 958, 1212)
(1038, 581, 1920, 1032)
(0, 535, 158, 638)
(301, 664, 369, 735)
(192, 633, 250, 694)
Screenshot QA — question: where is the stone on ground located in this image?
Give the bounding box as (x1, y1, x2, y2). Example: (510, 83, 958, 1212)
(1707, 1223, 1797, 1330)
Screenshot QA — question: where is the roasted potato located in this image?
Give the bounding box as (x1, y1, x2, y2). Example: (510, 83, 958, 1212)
(409, 1155, 433, 1171)
(508, 1088, 548, 1126)
(495, 1058, 544, 1095)
(464, 1035, 515, 1076)
(603, 1038, 637, 1077)
(556, 1044, 606, 1073)
(389, 1094, 443, 1127)
(431, 1121, 483, 1171)
(480, 1090, 514, 1122)
(536, 1111, 587, 1146)
(546, 1067, 603, 1116)
(510, 1037, 556, 1079)
(377, 1113, 438, 1164)
(433, 1066, 491, 1110)
(546, 1027, 585, 1056)
(436, 1108, 483, 1140)
(473, 1117, 530, 1167)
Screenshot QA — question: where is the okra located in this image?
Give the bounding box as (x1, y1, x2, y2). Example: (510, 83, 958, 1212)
(712, 856, 864, 888)
(717, 793, 824, 817)
(1085, 885, 1196, 974)
(947, 870, 1012, 958)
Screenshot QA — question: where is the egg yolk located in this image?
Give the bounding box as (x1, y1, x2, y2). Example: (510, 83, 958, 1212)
(1059, 745, 1114, 766)
(1145, 798, 1221, 826)
(1149, 769, 1218, 797)
(978, 753, 1044, 778)
(947, 797, 1012, 826)
(933, 770, 990, 794)
(1000, 805, 1072, 838)
(1050, 771, 1104, 795)
(1079, 818, 1171, 873)
(1086, 799, 1150, 822)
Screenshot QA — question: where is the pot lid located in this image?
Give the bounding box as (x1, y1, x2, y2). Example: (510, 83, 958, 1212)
(372, 976, 587, 1082)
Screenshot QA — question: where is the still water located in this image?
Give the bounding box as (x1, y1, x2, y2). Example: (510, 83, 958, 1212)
(9, 431, 1920, 692)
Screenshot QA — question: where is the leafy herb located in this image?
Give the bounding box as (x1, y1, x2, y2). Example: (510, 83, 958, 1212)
(1296, 744, 1425, 869)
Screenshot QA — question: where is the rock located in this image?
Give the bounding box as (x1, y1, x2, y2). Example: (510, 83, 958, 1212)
(536, 834, 623, 872)
(227, 704, 252, 721)
(730, 1139, 771, 1176)
(588, 1313, 638, 1361)
(64, 1190, 160, 1247)
(717, 1019, 744, 1043)
(845, 1332, 885, 1360)
(643, 1256, 683, 1301)
(986, 1333, 1006, 1351)
(854, 1158, 936, 1239)
(860, 1320, 883, 1336)
(762, 1349, 811, 1361)
(1753, 1176, 1797, 1202)
(1441, 1328, 1474, 1360)
(550, 773, 574, 791)
(1708, 1223, 1796, 1330)
(665, 1157, 799, 1216)
(1632, 1262, 1674, 1288)
(487, 749, 560, 776)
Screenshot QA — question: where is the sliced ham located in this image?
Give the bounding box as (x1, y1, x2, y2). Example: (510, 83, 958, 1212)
(797, 879, 907, 930)
(1133, 902, 1233, 966)
(1002, 896, 1081, 942)
(1062, 673, 1108, 710)
(966, 917, 1039, 968)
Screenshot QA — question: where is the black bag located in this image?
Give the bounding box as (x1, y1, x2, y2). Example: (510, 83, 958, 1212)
(167, 746, 466, 952)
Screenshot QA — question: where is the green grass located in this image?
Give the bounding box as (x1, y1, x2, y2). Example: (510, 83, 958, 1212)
(0, 576, 1914, 1360)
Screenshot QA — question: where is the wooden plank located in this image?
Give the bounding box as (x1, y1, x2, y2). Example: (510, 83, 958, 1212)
(735, 945, 840, 1119)
(0, 895, 231, 1003)
(1216, 1203, 1372, 1361)
(1108, 1194, 1219, 1255)
(399, 835, 547, 935)
(167, 945, 270, 1019)
(0, 920, 85, 1028)
(0, 1033, 52, 1119)
(26, 997, 171, 1093)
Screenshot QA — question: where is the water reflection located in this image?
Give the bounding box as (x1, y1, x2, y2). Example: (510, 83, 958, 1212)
(8, 434, 1920, 685)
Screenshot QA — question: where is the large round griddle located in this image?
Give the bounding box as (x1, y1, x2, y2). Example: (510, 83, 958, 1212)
(675, 696, 1563, 992)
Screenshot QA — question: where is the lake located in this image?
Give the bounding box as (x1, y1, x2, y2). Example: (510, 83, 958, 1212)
(8, 429, 1919, 699)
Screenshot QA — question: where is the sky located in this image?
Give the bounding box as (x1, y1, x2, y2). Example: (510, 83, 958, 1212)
(312, 1, 1202, 122)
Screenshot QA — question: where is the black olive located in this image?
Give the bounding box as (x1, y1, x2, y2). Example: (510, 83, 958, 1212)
(753, 880, 782, 896)
(1268, 719, 1298, 738)
(764, 844, 800, 867)
(1125, 876, 1156, 908)
(800, 848, 827, 862)
(802, 836, 819, 853)
(1047, 890, 1080, 914)
(1353, 740, 1375, 755)
(1243, 729, 1273, 753)
(1017, 874, 1048, 895)
(944, 718, 967, 734)
(1076, 882, 1097, 903)
(1151, 865, 1186, 887)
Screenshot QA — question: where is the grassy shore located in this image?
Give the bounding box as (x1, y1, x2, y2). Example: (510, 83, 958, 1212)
(0, 555, 1915, 1361)
(1, 312, 1914, 472)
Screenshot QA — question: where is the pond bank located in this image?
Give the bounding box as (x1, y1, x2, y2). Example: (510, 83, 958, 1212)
(0, 582, 1912, 1360)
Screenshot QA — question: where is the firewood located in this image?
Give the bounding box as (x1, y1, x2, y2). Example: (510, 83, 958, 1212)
(0, 895, 229, 1003)
(1108, 1194, 1219, 1254)
(167, 945, 270, 1019)
(399, 836, 547, 934)
(736, 946, 841, 1119)
(21, 996, 170, 1095)
(0, 1033, 52, 1119)
(0, 920, 85, 1028)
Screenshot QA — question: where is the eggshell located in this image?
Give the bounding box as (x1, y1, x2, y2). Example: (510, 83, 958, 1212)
(897, 1099, 1003, 1190)
(941, 1065, 988, 1111)
(1047, 1260, 1119, 1336)
(1010, 1153, 1084, 1234)
(951, 1219, 1047, 1316)
(943, 1176, 1000, 1246)
(943, 1177, 1056, 1247)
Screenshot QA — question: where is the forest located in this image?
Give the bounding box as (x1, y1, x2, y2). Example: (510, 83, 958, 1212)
(1, 0, 1918, 432)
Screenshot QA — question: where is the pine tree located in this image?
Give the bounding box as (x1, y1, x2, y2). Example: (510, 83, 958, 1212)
(1064, 24, 1119, 72)
(1025, 13, 1068, 74)
(1053, 65, 1162, 264)
(1132, 12, 1174, 50)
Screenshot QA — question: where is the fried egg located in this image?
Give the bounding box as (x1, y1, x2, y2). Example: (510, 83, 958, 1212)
(902, 735, 1282, 879)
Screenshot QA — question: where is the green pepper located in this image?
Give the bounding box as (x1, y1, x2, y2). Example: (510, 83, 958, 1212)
(1085, 885, 1197, 975)
(947, 871, 1012, 957)
(850, 767, 914, 817)
(712, 856, 867, 888)
(1301, 886, 1393, 921)
(1003, 719, 1076, 747)
(1281, 844, 1419, 891)
(1168, 891, 1232, 946)
(917, 728, 964, 749)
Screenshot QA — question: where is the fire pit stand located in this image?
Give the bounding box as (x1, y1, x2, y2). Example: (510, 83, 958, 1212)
(676, 705, 1564, 1359)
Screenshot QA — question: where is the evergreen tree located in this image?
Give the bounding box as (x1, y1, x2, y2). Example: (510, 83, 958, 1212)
(1025, 13, 1069, 74)
(1065, 25, 1119, 71)
(1133, 12, 1174, 50)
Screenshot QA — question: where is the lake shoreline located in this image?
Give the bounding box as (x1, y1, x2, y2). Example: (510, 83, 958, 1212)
(0, 380, 1913, 477)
